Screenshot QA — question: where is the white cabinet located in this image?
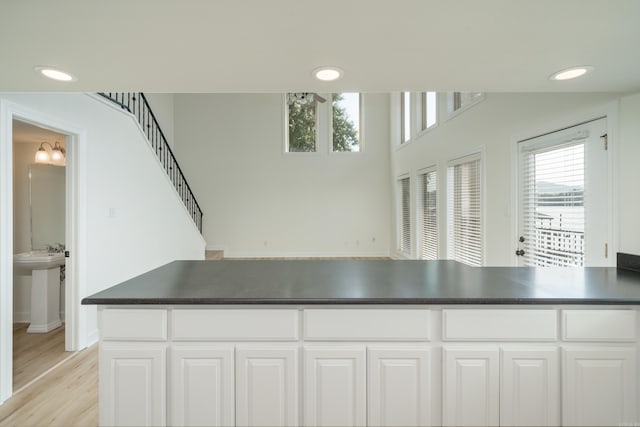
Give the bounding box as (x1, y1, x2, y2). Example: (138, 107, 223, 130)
(170, 345, 234, 427)
(368, 347, 431, 427)
(100, 343, 166, 427)
(236, 346, 299, 427)
(97, 306, 640, 427)
(443, 347, 499, 427)
(500, 348, 559, 426)
(444, 346, 561, 427)
(304, 346, 367, 427)
(563, 347, 636, 426)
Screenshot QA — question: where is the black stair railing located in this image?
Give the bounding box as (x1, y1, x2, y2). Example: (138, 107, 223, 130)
(97, 92, 203, 232)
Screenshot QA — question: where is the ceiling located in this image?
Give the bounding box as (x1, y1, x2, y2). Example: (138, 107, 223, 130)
(1, 0, 639, 93)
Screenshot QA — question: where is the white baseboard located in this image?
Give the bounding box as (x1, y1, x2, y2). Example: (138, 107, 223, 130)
(13, 311, 65, 323)
(27, 319, 62, 333)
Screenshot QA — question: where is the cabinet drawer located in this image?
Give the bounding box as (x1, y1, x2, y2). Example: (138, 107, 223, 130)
(443, 309, 557, 341)
(563, 310, 636, 341)
(100, 309, 167, 341)
(304, 309, 430, 341)
(172, 309, 299, 341)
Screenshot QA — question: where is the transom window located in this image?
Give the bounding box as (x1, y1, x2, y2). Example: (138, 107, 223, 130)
(418, 92, 437, 132)
(285, 92, 362, 153)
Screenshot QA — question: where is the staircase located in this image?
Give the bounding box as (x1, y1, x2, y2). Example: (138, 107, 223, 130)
(97, 92, 203, 232)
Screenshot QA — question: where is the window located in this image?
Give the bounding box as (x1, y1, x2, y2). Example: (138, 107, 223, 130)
(286, 92, 362, 153)
(332, 93, 361, 152)
(286, 93, 317, 152)
(419, 168, 438, 260)
(517, 118, 608, 266)
(447, 92, 484, 118)
(418, 92, 437, 132)
(400, 92, 411, 143)
(447, 154, 482, 266)
(398, 176, 411, 255)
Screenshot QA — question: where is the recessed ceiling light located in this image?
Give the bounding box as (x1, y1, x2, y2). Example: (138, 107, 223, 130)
(34, 66, 77, 82)
(550, 66, 594, 81)
(313, 66, 343, 82)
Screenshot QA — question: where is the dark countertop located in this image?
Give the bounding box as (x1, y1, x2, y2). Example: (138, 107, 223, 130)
(81, 260, 640, 305)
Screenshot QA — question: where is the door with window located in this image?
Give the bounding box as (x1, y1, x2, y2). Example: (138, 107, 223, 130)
(517, 118, 609, 266)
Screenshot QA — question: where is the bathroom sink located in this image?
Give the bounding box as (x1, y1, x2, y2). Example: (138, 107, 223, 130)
(14, 250, 65, 271)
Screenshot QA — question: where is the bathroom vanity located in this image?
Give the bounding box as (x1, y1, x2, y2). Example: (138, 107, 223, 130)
(83, 260, 640, 427)
(14, 250, 65, 333)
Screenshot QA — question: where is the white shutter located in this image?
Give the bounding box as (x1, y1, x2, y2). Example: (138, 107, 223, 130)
(419, 169, 438, 260)
(519, 133, 586, 266)
(447, 155, 482, 266)
(398, 176, 411, 255)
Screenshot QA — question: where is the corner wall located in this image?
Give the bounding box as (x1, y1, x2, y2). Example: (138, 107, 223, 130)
(173, 93, 391, 258)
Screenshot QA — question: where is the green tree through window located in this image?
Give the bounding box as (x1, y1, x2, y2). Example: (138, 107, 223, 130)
(287, 93, 359, 152)
(288, 99, 317, 152)
(332, 93, 359, 152)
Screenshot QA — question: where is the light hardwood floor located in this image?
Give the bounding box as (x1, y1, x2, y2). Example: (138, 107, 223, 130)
(12, 323, 69, 391)
(0, 344, 98, 427)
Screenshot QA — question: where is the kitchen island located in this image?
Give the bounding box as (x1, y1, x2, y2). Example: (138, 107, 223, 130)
(83, 260, 640, 426)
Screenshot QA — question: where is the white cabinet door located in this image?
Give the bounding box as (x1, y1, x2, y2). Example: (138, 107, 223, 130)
(304, 346, 366, 427)
(170, 345, 234, 427)
(236, 346, 299, 427)
(100, 343, 166, 427)
(563, 347, 636, 426)
(500, 347, 559, 426)
(443, 347, 499, 427)
(368, 346, 431, 427)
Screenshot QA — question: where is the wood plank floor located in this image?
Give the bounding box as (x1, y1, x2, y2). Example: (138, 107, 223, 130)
(12, 323, 69, 391)
(0, 344, 98, 427)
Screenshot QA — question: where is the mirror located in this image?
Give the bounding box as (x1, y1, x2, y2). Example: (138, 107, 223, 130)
(29, 164, 65, 250)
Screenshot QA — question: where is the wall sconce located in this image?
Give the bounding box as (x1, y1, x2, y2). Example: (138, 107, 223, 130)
(35, 141, 66, 165)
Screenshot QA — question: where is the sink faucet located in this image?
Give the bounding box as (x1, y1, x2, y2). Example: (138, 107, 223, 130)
(46, 243, 65, 254)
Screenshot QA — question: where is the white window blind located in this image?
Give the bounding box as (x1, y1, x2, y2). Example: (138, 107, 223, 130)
(399, 176, 411, 255)
(419, 169, 438, 260)
(519, 134, 586, 266)
(447, 155, 482, 266)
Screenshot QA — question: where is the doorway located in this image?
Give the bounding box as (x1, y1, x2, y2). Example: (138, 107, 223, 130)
(516, 118, 610, 266)
(0, 100, 86, 405)
(12, 119, 73, 392)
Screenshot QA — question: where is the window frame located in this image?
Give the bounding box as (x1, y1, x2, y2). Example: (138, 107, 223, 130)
(330, 92, 364, 154)
(283, 93, 321, 155)
(445, 92, 485, 121)
(284, 93, 364, 155)
(399, 92, 412, 145)
(417, 92, 438, 136)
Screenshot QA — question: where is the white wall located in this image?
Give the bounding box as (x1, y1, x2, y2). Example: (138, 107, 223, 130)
(619, 92, 640, 255)
(1, 92, 205, 341)
(389, 92, 637, 265)
(174, 93, 391, 258)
